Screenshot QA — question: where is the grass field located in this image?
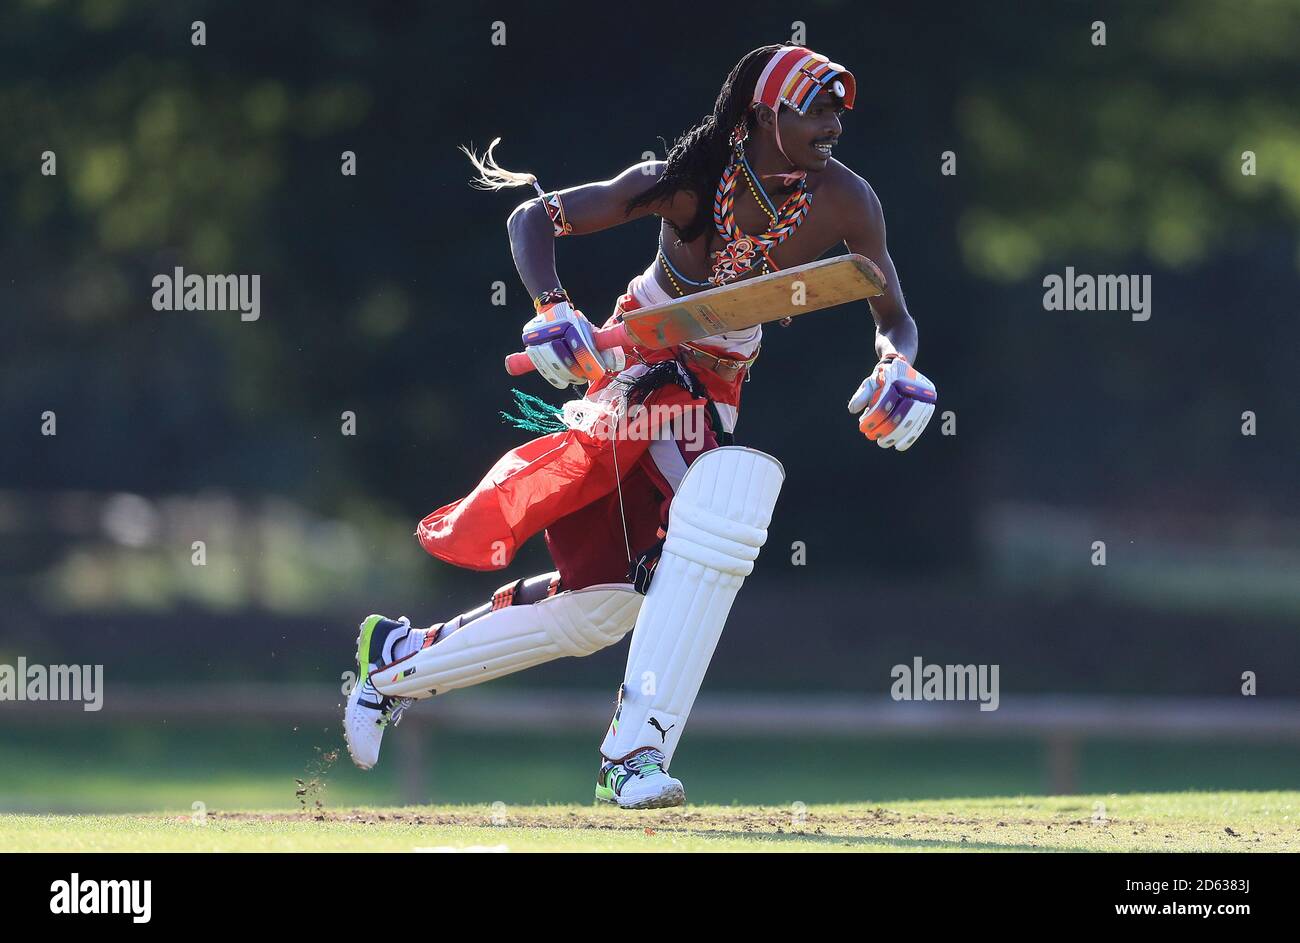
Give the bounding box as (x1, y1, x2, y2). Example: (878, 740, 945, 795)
(3, 792, 1296, 852)
(5, 725, 1300, 811)
(4, 724, 1297, 851)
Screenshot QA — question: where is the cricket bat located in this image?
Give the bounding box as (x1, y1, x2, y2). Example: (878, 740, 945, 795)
(504, 253, 886, 376)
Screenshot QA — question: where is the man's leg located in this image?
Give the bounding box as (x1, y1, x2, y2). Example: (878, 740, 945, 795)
(373, 575, 641, 698)
(344, 572, 641, 769)
(347, 413, 679, 771)
(595, 446, 784, 808)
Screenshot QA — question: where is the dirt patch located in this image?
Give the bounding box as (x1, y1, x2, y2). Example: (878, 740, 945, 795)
(205, 805, 1068, 833)
(193, 804, 1290, 850)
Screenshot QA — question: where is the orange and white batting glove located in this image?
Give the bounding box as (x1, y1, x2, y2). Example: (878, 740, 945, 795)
(847, 353, 938, 451)
(521, 298, 625, 389)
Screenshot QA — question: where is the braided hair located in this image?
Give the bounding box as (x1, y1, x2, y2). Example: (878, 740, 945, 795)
(625, 45, 782, 244)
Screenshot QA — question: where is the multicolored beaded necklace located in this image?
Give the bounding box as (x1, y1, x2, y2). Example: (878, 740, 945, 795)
(658, 123, 812, 296)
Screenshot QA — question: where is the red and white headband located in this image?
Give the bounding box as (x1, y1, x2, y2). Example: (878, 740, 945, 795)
(752, 46, 856, 115)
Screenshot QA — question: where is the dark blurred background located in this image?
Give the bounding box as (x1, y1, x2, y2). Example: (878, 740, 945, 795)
(1, 0, 1297, 811)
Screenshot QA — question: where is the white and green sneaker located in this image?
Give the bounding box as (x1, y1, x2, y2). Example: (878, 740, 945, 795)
(595, 748, 685, 809)
(343, 614, 416, 770)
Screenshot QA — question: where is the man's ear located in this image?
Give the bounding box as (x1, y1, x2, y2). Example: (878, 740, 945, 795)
(751, 103, 777, 131)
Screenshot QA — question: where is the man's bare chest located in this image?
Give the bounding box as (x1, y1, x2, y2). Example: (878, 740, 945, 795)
(663, 183, 847, 285)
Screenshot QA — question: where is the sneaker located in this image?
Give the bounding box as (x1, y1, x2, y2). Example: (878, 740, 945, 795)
(343, 614, 415, 770)
(594, 748, 685, 809)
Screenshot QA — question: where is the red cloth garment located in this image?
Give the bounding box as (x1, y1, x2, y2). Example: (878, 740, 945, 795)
(416, 372, 705, 573)
(415, 290, 743, 582)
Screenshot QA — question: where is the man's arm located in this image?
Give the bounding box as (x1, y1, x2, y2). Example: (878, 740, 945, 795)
(841, 175, 919, 363)
(505, 160, 692, 300)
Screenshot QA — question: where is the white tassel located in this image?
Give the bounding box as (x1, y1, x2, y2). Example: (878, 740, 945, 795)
(458, 137, 546, 196)
(561, 396, 625, 437)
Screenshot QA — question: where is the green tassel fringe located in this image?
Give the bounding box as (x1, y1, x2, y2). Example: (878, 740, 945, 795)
(500, 388, 568, 434)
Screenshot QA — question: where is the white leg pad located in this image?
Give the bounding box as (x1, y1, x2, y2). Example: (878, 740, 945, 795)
(600, 446, 784, 765)
(372, 583, 642, 698)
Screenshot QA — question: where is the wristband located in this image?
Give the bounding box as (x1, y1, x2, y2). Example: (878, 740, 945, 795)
(533, 288, 571, 311)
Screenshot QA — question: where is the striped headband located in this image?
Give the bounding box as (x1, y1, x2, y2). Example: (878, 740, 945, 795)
(752, 46, 856, 115)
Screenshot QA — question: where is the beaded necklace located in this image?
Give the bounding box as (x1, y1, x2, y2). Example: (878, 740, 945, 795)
(657, 126, 811, 297)
(708, 124, 811, 285)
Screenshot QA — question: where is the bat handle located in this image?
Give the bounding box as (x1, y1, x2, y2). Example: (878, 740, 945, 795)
(504, 322, 631, 376)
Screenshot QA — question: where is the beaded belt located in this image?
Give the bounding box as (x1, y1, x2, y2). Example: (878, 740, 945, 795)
(614, 303, 758, 382)
(679, 342, 759, 382)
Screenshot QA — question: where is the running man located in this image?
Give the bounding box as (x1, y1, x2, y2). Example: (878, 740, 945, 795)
(343, 44, 938, 808)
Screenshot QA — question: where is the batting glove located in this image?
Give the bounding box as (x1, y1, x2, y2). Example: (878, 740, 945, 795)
(847, 353, 937, 451)
(522, 299, 625, 389)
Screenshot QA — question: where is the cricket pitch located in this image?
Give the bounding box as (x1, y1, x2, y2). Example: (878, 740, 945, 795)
(3, 791, 1295, 852)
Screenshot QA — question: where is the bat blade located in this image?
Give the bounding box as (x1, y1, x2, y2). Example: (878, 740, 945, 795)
(504, 254, 885, 376)
(619, 253, 885, 349)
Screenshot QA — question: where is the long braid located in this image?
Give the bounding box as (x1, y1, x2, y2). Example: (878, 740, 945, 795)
(626, 45, 781, 243)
